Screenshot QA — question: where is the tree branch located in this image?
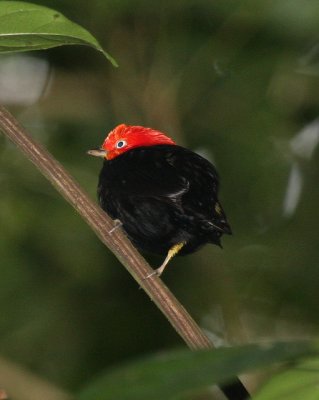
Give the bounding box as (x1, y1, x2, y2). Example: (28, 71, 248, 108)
(0, 106, 249, 399)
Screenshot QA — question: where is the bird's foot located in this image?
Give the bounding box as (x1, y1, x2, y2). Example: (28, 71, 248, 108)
(143, 242, 186, 280)
(108, 219, 123, 234)
(144, 267, 164, 280)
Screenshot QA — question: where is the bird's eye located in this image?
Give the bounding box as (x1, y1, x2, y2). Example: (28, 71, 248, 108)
(116, 140, 127, 149)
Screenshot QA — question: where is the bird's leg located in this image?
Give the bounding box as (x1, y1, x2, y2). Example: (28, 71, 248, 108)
(145, 242, 186, 279)
(108, 219, 123, 234)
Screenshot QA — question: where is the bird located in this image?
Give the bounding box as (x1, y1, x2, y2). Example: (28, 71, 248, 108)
(88, 124, 231, 277)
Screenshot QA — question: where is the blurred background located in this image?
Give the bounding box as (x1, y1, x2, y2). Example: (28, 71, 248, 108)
(0, 0, 319, 397)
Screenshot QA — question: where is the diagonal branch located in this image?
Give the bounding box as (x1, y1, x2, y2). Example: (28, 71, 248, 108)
(0, 106, 249, 399)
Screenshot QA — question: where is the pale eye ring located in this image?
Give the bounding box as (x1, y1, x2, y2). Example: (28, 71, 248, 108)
(116, 140, 127, 149)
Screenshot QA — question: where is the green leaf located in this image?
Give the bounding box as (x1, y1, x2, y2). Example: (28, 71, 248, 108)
(78, 341, 317, 400)
(0, 1, 117, 66)
(254, 358, 319, 400)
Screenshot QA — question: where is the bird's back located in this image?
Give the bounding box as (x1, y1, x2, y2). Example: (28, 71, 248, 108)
(98, 145, 231, 255)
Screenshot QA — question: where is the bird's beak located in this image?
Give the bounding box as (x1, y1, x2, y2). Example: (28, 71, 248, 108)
(87, 148, 107, 158)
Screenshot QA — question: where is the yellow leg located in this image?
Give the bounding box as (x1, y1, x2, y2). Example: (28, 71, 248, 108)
(145, 242, 186, 279)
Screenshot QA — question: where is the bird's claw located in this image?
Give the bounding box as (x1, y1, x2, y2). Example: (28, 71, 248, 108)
(108, 219, 122, 234)
(143, 269, 160, 280)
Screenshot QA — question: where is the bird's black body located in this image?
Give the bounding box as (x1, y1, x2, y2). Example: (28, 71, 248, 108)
(98, 144, 231, 256)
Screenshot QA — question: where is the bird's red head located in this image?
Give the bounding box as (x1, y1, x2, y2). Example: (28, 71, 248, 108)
(89, 124, 176, 160)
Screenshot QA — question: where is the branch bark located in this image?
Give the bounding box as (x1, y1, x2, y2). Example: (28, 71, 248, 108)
(0, 106, 249, 399)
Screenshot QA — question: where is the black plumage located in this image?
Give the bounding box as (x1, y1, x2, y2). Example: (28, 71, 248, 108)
(97, 144, 231, 259)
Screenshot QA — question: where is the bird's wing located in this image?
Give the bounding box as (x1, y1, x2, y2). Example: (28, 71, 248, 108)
(167, 148, 231, 234)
